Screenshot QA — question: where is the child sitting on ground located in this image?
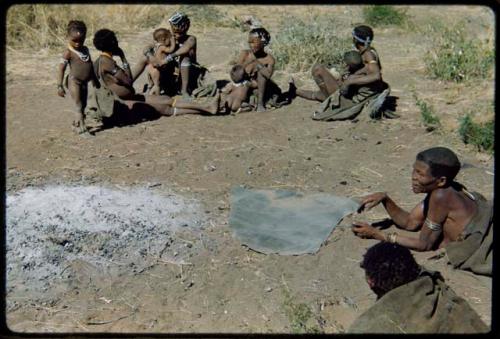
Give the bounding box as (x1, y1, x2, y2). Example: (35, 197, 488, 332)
(143, 28, 176, 95)
(56, 20, 97, 135)
(236, 27, 275, 112)
(221, 64, 256, 114)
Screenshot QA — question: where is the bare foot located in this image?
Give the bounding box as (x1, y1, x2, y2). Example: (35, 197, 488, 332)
(256, 104, 266, 112)
(182, 92, 193, 101)
(72, 120, 91, 136)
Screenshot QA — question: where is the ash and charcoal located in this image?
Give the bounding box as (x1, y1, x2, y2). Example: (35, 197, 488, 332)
(6, 185, 208, 311)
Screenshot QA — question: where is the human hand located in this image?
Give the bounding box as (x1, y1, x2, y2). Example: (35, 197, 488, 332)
(357, 192, 387, 213)
(165, 54, 175, 63)
(57, 85, 65, 97)
(352, 221, 384, 240)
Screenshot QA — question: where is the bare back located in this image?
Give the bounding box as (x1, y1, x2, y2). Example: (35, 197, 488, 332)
(425, 187, 478, 247)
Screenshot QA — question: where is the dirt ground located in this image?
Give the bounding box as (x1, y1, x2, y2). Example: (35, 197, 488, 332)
(5, 5, 494, 334)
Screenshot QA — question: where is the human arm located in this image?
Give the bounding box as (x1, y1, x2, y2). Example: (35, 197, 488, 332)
(254, 54, 275, 79)
(56, 50, 70, 97)
(358, 192, 425, 231)
(114, 47, 133, 80)
(100, 55, 133, 87)
(351, 220, 442, 251)
(343, 51, 381, 87)
(158, 36, 195, 66)
(166, 35, 176, 53)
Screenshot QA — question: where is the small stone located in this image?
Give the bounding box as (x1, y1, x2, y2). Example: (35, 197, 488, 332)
(340, 181, 348, 185)
(264, 286, 273, 292)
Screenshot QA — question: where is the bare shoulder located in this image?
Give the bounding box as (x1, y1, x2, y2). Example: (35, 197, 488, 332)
(428, 188, 454, 210)
(62, 49, 71, 60)
(99, 56, 116, 72)
(362, 49, 378, 62)
(187, 35, 196, 44)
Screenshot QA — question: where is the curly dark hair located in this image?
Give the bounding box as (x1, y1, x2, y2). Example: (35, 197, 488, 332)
(352, 25, 374, 46)
(249, 27, 271, 46)
(230, 64, 246, 83)
(416, 147, 461, 185)
(67, 20, 87, 36)
(93, 29, 117, 52)
(153, 28, 171, 42)
(360, 242, 420, 299)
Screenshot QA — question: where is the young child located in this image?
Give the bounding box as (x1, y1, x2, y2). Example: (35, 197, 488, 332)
(352, 147, 485, 252)
(56, 20, 97, 134)
(221, 64, 255, 114)
(236, 27, 275, 112)
(143, 28, 176, 95)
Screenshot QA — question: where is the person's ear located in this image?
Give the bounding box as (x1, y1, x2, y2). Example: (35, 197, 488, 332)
(436, 176, 447, 187)
(366, 276, 375, 288)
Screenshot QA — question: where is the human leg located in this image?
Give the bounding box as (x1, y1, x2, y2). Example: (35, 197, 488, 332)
(147, 64, 161, 95)
(256, 71, 267, 112)
(68, 78, 88, 134)
(131, 55, 149, 82)
(179, 56, 192, 99)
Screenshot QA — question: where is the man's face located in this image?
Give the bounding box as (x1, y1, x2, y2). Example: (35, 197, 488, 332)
(411, 160, 440, 194)
(68, 30, 86, 50)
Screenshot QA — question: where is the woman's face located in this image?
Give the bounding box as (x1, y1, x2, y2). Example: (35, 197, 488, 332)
(248, 35, 263, 53)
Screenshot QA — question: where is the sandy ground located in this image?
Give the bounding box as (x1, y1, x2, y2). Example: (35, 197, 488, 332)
(5, 5, 494, 334)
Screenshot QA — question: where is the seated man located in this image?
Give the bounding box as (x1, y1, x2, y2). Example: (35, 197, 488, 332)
(349, 242, 488, 333)
(352, 147, 493, 276)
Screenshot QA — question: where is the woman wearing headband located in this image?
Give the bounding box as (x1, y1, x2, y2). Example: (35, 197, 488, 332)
(236, 27, 275, 112)
(290, 25, 384, 103)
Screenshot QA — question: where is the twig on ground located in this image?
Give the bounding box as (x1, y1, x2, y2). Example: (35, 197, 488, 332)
(86, 312, 135, 325)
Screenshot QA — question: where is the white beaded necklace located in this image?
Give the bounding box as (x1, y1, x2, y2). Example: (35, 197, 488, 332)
(67, 44, 90, 62)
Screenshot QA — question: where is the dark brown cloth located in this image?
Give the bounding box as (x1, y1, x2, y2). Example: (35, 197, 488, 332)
(445, 192, 493, 276)
(349, 270, 488, 333)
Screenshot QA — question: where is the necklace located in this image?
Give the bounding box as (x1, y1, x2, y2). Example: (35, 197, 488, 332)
(67, 44, 90, 62)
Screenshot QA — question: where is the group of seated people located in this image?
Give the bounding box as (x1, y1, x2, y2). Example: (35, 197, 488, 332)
(57, 12, 392, 133)
(56, 11, 493, 333)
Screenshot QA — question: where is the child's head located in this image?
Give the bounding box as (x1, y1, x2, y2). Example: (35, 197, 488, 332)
(93, 29, 119, 53)
(67, 20, 87, 49)
(168, 12, 190, 38)
(361, 242, 420, 299)
(352, 25, 374, 49)
(343, 50, 363, 73)
(153, 28, 172, 44)
(248, 27, 271, 53)
(412, 147, 461, 192)
(230, 64, 246, 83)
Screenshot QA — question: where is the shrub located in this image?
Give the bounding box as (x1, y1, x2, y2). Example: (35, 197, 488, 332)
(424, 25, 494, 82)
(415, 96, 441, 132)
(458, 114, 494, 153)
(282, 289, 321, 334)
(271, 15, 352, 72)
(362, 5, 408, 27)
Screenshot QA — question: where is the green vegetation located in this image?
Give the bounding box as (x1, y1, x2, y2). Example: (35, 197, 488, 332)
(414, 96, 441, 132)
(424, 25, 494, 82)
(362, 5, 408, 27)
(282, 289, 321, 334)
(271, 15, 351, 72)
(458, 114, 494, 154)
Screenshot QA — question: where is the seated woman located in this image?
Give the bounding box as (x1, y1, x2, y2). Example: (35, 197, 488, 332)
(91, 29, 219, 124)
(236, 27, 276, 112)
(290, 25, 390, 121)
